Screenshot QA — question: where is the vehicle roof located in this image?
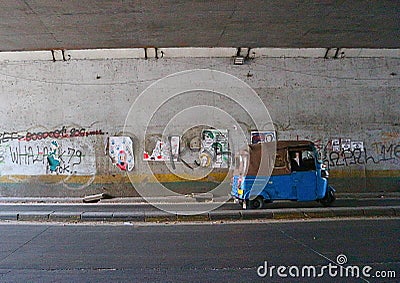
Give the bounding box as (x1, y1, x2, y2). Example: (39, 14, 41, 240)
(247, 140, 315, 153)
(275, 140, 315, 150)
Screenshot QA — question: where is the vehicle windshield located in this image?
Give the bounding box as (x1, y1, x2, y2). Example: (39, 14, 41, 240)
(289, 147, 316, 171)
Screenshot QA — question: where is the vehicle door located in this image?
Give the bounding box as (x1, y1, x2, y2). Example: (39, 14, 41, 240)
(289, 147, 317, 201)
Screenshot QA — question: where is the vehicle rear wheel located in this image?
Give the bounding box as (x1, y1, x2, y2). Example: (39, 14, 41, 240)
(249, 196, 265, 209)
(320, 187, 336, 207)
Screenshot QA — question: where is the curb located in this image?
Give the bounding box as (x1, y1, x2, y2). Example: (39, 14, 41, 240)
(1, 206, 399, 223)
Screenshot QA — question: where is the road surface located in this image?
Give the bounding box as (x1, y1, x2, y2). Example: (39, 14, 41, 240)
(0, 218, 398, 282)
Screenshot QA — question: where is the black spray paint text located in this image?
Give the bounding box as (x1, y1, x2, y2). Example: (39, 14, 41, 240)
(9, 144, 83, 174)
(20, 127, 105, 142)
(322, 143, 400, 169)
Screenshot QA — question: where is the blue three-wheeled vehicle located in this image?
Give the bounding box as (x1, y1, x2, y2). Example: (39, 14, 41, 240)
(231, 140, 336, 209)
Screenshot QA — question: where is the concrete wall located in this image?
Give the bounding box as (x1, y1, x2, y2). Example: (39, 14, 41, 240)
(0, 48, 398, 197)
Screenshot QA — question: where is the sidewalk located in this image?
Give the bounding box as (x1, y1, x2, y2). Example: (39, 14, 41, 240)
(0, 192, 399, 223)
(1, 192, 399, 204)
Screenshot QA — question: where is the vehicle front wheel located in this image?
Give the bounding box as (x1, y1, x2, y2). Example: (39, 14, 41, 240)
(320, 187, 336, 207)
(249, 196, 265, 209)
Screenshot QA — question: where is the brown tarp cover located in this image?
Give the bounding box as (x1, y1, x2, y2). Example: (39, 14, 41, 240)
(235, 140, 314, 176)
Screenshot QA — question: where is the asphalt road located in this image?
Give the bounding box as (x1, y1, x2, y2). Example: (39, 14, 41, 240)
(0, 218, 398, 282)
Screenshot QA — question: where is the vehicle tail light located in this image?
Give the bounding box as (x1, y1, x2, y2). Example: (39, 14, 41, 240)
(237, 177, 242, 188)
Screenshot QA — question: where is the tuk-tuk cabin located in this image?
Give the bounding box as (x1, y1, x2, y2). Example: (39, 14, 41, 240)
(231, 140, 335, 209)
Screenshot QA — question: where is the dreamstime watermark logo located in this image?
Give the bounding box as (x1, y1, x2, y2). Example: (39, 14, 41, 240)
(123, 69, 275, 215)
(257, 254, 397, 280)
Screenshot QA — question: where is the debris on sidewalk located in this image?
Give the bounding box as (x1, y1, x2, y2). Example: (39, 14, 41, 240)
(191, 193, 213, 202)
(82, 193, 113, 203)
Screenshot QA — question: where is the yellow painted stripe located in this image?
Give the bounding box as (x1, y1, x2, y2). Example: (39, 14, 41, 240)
(0, 172, 229, 184)
(0, 170, 397, 184)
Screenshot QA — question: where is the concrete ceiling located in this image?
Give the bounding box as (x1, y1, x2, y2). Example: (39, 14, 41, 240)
(0, 0, 399, 51)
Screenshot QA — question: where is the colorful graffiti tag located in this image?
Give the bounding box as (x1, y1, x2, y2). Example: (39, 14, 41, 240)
(143, 136, 180, 162)
(0, 126, 99, 176)
(107, 136, 134, 171)
(47, 140, 61, 172)
(251, 131, 276, 144)
(4, 139, 94, 175)
(200, 129, 229, 168)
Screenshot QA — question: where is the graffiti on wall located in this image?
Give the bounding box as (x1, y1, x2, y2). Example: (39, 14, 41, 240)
(317, 137, 400, 170)
(0, 145, 5, 164)
(47, 140, 61, 172)
(251, 131, 276, 144)
(3, 139, 94, 175)
(0, 132, 23, 144)
(0, 126, 99, 176)
(170, 136, 180, 162)
(199, 129, 229, 168)
(107, 136, 134, 171)
(143, 136, 180, 162)
(0, 126, 105, 144)
(144, 139, 166, 161)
